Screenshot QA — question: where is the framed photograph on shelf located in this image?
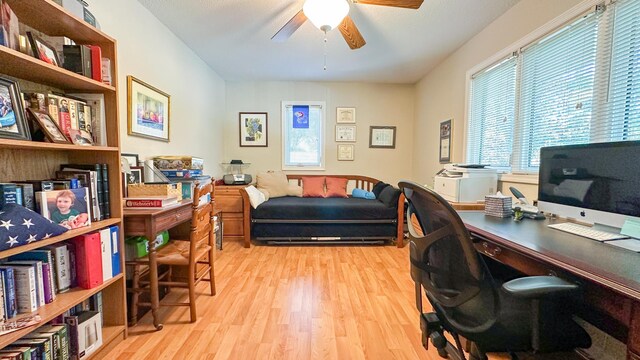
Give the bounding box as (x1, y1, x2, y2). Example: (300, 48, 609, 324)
(337, 144, 355, 161)
(0, 77, 31, 141)
(26, 108, 69, 144)
(369, 126, 396, 148)
(439, 119, 452, 163)
(26, 32, 61, 67)
(69, 129, 93, 146)
(336, 107, 356, 123)
(239, 112, 268, 147)
(127, 76, 170, 142)
(335, 125, 356, 142)
(128, 166, 145, 184)
(121, 153, 140, 167)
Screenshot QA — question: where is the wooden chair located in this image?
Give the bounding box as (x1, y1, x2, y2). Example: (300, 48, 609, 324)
(128, 181, 216, 325)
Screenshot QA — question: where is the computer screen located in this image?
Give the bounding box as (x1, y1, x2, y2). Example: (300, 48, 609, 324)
(538, 141, 640, 228)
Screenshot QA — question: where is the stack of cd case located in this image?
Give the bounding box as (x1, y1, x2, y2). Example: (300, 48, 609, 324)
(484, 193, 513, 218)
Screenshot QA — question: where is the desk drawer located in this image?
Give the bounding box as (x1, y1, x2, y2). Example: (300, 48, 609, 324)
(473, 239, 555, 277)
(154, 206, 191, 232)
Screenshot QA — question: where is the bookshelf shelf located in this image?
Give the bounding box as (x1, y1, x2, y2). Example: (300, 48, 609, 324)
(0, 275, 124, 349)
(0, 219, 121, 259)
(0, 46, 115, 92)
(0, 139, 119, 152)
(4, 0, 115, 45)
(0, 0, 126, 355)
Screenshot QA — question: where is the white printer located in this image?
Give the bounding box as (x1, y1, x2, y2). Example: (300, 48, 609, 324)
(434, 164, 498, 203)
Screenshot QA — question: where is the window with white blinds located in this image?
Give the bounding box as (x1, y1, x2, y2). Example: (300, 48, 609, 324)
(467, 57, 517, 168)
(605, 0, 640, 141)
(516, 11, 599, 171)
(467, 0, 640, 172)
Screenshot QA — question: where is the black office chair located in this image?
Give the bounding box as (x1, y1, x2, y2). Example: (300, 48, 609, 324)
(399, 181, 591, 360)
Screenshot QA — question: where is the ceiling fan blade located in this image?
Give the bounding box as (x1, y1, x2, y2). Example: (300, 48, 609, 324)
(272, 10, 307, 42)
(353, 0, 423, 9)
(338, 15, 366, 50)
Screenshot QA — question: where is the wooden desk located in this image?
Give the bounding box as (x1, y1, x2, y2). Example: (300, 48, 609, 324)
(458, 211, 640, 359)
(122, 200, 193, 330)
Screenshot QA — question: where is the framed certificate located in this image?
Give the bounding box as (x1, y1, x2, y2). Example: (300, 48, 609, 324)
(337, 144, 355, 161)
(335, 125, 356, 142)
(369, 126, 396, 148)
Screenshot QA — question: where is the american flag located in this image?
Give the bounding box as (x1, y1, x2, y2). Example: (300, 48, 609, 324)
(0, 204, 68, 251)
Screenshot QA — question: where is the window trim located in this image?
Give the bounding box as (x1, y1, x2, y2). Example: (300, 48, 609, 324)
(281, 100, 326, 171)
(463, 0, 604, 170)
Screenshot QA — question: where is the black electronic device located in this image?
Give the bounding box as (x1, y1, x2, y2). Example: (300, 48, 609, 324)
(538, 141, 640, 228)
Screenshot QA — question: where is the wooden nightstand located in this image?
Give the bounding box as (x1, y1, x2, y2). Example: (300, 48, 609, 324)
(216, 184, 249, 247)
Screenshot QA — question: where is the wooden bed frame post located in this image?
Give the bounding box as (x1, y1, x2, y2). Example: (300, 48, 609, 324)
(239, 187, 252, 248)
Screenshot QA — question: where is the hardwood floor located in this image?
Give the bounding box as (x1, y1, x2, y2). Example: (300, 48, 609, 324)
(105, 241, 433, 359)
(104, 241, 582, 360)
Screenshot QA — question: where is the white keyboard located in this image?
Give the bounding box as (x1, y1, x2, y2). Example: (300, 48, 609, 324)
(548, 222, 629, 241)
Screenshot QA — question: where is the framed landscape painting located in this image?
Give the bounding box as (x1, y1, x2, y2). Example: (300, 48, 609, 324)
(127, 76, 170, 142)
(239, 112, 268, 147)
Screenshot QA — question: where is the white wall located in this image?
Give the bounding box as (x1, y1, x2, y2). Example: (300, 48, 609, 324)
(412, 0, 582, 192)
(225, 81, 414, 186)
(90, 0, 226, 177)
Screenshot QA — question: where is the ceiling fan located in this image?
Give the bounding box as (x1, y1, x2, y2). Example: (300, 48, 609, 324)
(272, 0, 424, 50)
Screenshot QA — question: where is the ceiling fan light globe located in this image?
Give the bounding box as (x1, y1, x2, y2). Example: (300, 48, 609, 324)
(303, 0, 350, 32)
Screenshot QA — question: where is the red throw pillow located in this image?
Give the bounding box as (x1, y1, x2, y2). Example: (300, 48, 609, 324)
(302, 176, 326, 197)
(325, 177, 348, 198)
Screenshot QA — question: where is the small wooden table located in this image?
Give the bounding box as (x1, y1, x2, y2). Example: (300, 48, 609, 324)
(122, 199, 193, 330)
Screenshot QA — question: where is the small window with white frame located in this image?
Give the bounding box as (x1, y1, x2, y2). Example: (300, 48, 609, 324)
(281, 101, 325, 170)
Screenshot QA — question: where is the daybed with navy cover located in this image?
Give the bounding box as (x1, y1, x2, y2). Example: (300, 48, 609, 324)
(239, 175, 405, 247)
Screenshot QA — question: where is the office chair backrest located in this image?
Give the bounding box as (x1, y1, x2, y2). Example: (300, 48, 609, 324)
(399, 181, 499, 335)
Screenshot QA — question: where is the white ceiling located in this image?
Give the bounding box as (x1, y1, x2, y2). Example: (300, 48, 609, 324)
(137, 0, 520, 84)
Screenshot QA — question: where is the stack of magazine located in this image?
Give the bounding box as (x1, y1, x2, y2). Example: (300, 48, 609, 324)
(484, 192, 512, 218)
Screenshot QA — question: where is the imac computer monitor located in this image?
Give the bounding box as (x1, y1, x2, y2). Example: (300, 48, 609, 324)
(538, 141, 640, 229)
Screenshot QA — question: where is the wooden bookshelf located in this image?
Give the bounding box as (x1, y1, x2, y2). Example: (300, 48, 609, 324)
(0, 275, 123, 349)
(0, 0, 126, 356)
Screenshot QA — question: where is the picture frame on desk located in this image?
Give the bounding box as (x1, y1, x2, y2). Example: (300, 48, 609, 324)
(121, 153, 140, 167)
(0, 77, 30, 141)
(26, 108, 69, 144)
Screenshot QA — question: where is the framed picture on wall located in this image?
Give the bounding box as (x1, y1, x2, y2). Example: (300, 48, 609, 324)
(127, 76, 171, 142)
(335, 125, 356, 142)
(239, 112, 268, 147)
(336, 107, 356, 123)
(439, 119, 452, 163)
(337, 144, 355, 161)
(369, 126, 396, 148)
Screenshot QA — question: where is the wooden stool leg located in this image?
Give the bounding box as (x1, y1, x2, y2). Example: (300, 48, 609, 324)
(130, 263, 141, 326)
(209, 249, 216, 296)
(189, 264, 197, 322)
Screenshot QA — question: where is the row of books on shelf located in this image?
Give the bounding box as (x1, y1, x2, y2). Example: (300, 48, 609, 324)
(0, 163, 111, 226)
(22, 91, 107, 147)
(0, 225, 120, 322)
(0, 292, 104, 360)
(0, 1, 112, 85)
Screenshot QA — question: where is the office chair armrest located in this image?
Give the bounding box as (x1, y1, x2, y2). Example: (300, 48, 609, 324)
(502, 276, 579, 299)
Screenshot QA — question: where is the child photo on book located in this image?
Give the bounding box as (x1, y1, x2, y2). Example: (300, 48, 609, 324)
(38, 188, 91, 229)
